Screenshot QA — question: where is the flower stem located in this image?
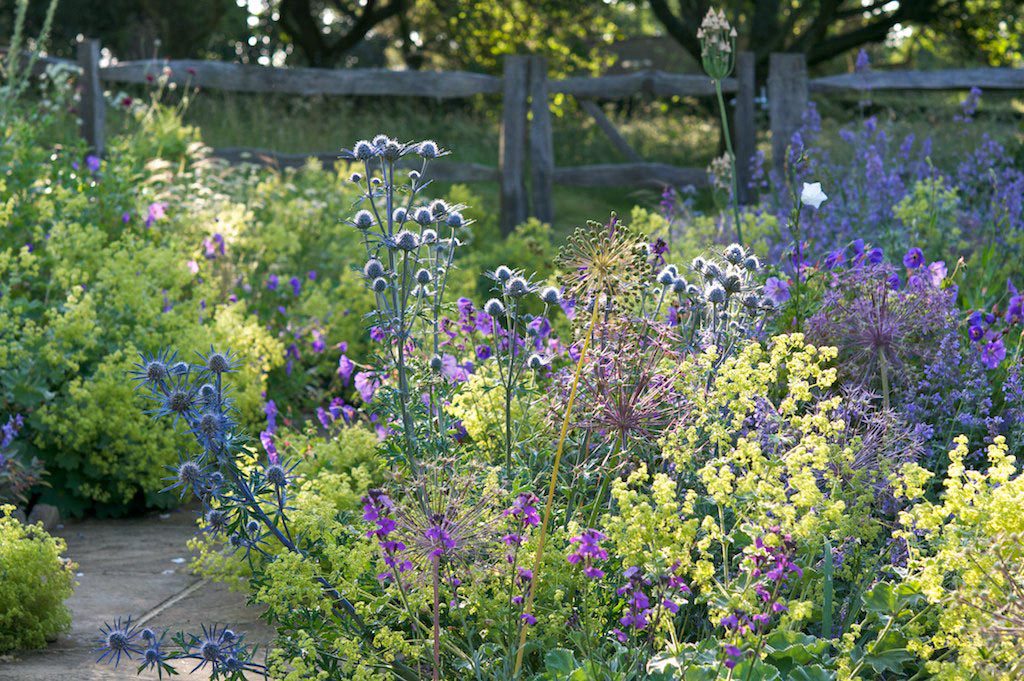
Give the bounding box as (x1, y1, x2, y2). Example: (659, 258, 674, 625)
(513, 298, 602, 676)
(714, 79, 743, 247)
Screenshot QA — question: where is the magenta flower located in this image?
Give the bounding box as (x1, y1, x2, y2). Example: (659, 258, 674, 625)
(567, 528, 608, 580)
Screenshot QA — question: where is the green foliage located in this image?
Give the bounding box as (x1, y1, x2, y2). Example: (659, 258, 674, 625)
(0, 505, 75, 652)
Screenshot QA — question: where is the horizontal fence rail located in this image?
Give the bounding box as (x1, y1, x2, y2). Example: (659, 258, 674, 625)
(809, 67, 1024, 92)
(100, 59, 503, 98)
(18, 39, 1021, 233)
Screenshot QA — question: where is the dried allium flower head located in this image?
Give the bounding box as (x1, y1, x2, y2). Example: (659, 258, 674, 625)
(556, 214, 647, 312)
(571, 319, 683, 446)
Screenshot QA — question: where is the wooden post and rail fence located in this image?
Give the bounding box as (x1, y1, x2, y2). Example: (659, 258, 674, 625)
(22, 39, 1024, 233)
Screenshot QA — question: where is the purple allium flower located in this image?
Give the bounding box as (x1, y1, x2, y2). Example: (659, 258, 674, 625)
(763, 277, 790, 305)
(902, 247, 925, 269)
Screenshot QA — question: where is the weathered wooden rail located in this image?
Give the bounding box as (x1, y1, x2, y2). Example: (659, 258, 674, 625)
(63, 38, 760, 233)
(765, 53, 1024, 175)
(28, 39, 1024, 232)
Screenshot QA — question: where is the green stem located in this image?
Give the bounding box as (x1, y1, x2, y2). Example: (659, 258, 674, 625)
(715, 79, 743, 247)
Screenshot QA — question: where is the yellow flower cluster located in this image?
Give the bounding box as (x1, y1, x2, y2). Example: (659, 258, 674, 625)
(897, 435, 1023, 680)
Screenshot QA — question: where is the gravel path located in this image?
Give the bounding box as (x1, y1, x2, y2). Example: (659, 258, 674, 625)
(0, 507, 274, 680)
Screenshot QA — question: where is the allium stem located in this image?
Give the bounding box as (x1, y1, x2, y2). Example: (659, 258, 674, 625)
(878, 352, 891, 411)
(714, 79, 743, 247)
(432, 558, 441, 681)
(513, 297, 602, 675)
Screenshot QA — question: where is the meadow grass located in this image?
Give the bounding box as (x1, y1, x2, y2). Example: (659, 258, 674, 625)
(171, 88, 1022, 234)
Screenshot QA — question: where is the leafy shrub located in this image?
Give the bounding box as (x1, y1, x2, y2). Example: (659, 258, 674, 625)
(0, 505, 75, 652)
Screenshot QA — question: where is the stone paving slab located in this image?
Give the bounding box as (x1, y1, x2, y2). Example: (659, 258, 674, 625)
(0, 507, 274, 680)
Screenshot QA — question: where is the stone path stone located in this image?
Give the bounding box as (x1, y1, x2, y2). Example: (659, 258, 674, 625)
(0, 507, 274, 680)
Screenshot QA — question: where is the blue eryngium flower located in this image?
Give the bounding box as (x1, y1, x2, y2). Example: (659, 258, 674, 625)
(97, 617, 141, 666)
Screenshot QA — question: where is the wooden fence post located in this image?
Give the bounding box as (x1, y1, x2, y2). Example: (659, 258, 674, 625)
(77, 38, 105, 156)
(528, 55, 554, 225)
(500, 55, 530, 235)
(768, 52, 807, 177)
(734, 51, 756, 204)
